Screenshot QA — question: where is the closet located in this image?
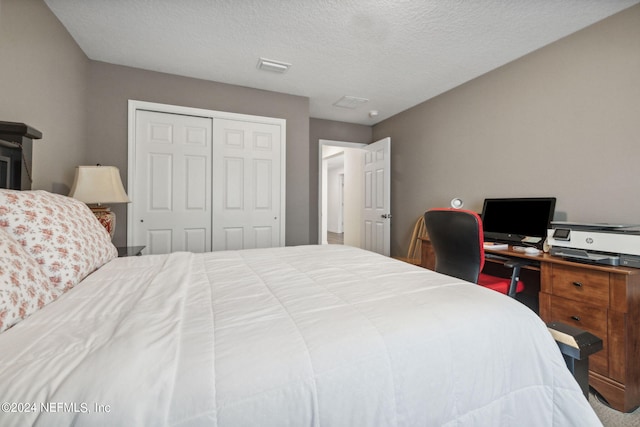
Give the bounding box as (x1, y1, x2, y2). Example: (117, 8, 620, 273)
(127, 101, 285, 254)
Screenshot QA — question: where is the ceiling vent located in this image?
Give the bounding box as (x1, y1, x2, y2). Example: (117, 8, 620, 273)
(257, 57, 291, 73)
(333, 96, 369, 109)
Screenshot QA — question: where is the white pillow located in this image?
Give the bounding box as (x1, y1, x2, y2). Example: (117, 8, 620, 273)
(0, 228, 61, 333)
(0, 190, 118, 292)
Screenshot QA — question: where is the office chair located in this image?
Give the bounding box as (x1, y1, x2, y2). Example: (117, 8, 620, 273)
(423, 208, 525, 297)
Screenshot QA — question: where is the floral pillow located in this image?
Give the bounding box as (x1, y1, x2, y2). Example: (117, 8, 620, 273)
(0, 228, 61, 333)
(0, 190, 118, 292)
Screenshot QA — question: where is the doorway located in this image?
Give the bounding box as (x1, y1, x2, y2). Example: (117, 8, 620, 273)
(325, 153, 345, 244)
(318, 139, 365, 247)
(318, 138, 391, 255)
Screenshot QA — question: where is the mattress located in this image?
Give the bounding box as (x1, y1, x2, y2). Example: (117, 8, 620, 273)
(0, 245, 601, 426)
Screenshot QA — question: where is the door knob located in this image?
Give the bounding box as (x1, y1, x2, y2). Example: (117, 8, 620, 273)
(381, 214, 392, 219)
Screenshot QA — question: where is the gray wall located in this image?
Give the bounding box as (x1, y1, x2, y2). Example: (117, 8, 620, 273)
(0, 0, 89, 192)
(373, 4, 640, 257)
(86, 62, 310, 246)
(308, 118, 373, 243)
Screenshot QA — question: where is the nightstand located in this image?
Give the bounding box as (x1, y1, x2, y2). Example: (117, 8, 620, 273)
(116, 246, 145, 257)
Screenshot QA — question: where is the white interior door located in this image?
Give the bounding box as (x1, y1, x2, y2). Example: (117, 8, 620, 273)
(132, 110, 212, 254)
(212, 118, 283, 250)
(361, 137, 391, 256)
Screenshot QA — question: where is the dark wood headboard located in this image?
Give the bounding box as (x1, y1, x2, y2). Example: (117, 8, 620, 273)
(0, 121, 42, 190)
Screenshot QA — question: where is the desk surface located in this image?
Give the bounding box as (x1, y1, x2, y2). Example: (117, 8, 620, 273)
(418, 237, 640, 276)
(484, 245, 640, 275)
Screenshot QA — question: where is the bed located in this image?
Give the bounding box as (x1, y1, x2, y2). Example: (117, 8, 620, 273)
(0, 190, 601, 426)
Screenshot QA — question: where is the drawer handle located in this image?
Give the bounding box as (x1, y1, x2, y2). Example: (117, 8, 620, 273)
(572, 282, 583, 288)
(571, 315, 581, 322)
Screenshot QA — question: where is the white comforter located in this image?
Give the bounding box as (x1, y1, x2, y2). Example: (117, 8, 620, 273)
(0, 245, 601, 426)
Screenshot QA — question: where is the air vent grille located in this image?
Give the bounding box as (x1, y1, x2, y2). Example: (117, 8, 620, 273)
(333, 96, 369, 109)
(257, 57, 291, 73)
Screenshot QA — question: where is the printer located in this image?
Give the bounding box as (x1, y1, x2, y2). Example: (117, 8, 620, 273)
(546, 222, 640, 267)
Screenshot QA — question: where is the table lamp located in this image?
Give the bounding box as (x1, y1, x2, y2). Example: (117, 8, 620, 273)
(68, 165, 131, 239)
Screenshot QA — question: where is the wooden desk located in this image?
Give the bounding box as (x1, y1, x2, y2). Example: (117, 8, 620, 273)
(419, 236, 640, 412)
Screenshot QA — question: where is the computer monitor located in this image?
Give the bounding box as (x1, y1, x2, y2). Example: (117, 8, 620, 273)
(481, 197, 556, 247)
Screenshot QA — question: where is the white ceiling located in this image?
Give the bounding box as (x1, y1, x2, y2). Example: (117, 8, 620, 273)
(44, 0, 639, 125)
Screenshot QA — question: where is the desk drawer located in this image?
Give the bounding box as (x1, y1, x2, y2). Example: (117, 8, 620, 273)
(549, 296, 608, 375)
(551, 265, 609, 306)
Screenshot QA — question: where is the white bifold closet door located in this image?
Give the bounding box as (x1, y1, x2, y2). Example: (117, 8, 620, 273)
(212, 118, 282, 251)
(133, 110, 212, 254)
(130, 108, 284, 254)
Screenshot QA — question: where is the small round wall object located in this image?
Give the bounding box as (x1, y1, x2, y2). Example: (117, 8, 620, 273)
(450, 198, 464, 209)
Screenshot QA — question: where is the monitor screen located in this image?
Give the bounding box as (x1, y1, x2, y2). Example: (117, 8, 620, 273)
(481, 197, 556, 245)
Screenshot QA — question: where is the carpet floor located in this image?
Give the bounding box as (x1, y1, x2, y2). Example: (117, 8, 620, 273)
(589, 390, 640, 426)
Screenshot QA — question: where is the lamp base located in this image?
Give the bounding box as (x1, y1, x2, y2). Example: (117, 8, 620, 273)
(91, 206, 116, 239)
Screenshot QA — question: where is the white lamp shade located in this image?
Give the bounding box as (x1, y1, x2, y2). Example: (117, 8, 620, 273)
(69, 166, 130, 204)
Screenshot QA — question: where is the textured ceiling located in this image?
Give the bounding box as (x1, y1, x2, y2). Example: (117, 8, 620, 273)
(44, 0, 639, 125)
